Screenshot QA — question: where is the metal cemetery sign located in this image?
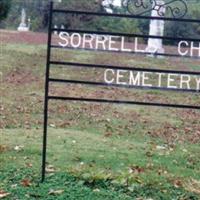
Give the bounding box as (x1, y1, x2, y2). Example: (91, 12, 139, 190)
(42, 1, 200, 182)
(107, 0, 188, 18)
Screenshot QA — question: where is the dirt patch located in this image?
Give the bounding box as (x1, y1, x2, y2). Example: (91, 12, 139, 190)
(1, 30, 47, 45)
(0, 29, 60, 45)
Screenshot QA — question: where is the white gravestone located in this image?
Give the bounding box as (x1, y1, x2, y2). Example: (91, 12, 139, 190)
(60, 24, 65, 35)
(61, 24, 65, 30)
(145, 0, 165, 56)
(18, 8, 29, 32)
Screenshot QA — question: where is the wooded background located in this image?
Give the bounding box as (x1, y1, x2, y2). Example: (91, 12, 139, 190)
(0, 0, 200, 44)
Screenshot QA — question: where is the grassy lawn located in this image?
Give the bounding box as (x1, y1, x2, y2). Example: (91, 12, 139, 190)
(0, 33, 200, 199)
(1, 128, 200, 199)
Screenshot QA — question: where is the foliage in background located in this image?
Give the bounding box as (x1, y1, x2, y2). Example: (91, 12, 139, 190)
(0, 0, 200, 44)
(0, 0, 12, 21)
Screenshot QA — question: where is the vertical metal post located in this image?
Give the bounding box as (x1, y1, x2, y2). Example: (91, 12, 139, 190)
(41, 1, 53, 183)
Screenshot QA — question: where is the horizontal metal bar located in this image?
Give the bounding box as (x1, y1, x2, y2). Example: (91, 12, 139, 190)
(47, 96, 200, 110)
(50, 45, 200, 60)
(49, 78, 200, 93)
(52, 9, 200, 23)
(49, 61, 200, 75)
(51, 28, 200, 42)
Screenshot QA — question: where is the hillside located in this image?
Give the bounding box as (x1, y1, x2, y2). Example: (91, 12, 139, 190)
(0, 30, 200, 199)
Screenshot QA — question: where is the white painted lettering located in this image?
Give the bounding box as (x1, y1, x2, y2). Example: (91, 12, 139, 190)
(108, 36, 119, 51)
(178, 41, 189, 56)
(58, 32, 69, 47)
(168, 74, 178, 89)
(116, 70, 127, 85)
(82, 34, 94, 49)
(104, 69, 115, 84)
(71, 33, 81, 48)
(129, 71, 141, 85)
(180, 75, 191, 89)
(142, 72, 152, 87)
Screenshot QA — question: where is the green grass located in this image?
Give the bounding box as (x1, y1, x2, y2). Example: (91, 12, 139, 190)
(1, 40, 200, 199)
(1, 128, 200, 199)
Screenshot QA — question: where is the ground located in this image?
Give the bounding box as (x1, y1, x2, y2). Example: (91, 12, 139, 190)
(0, 30, 200, 199)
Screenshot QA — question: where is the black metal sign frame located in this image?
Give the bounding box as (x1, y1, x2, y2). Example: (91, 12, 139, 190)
(42, 1, 200, 182)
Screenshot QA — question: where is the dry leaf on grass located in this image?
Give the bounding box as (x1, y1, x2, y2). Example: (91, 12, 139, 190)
(0, 145, 8, 153)
(21, 179, 32, 187)
(25, 163, 33, 168)
(46, 165, 56, 173)
(173, 179, 183, 188)
(93, 188, 100, 192)
(184, 179, 200, 194)
(14, 145, 24, 151)
(48, 189, 64, 195)
(0, 190, 10, 199)
(129, 166, 145, 174)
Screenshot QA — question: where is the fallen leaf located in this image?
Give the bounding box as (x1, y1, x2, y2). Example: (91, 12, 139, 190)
(182, 148, 188, 153)
(0, 145, 8, 153)
(26, 163, 33, 168)
(46, 165, 56, 173)
(145, 151, 153, 157)
(156, 145, 167, 150)
(48, 189, 64, 195)
(21, 179, 31, 187)
(93, 188, 100, 192)
(14, 145, 24, 151)
(50, 124, 56, 128)
(104, 132, 112, 137)
(106, 118, 111, 122)
(173, 179, 183, 188)
(80, 162, 84, 165)
(129, 166, 145, 174)
(0, 190, 10, 198)
(72, 140, 76, 144)
(11, 184, 17, 188)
